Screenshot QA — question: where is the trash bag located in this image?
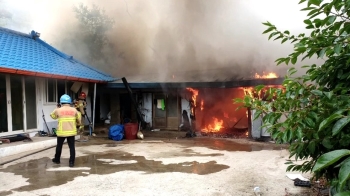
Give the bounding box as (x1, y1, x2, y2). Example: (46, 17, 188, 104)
(108, 124, 124, 141)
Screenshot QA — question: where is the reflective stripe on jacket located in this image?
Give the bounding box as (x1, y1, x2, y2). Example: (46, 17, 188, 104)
(50, 105, 82, 137)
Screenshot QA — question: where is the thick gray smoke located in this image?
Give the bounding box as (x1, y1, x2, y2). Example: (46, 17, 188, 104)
(2, 0, 309, 81)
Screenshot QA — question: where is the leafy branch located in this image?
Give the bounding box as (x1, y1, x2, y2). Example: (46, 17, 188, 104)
(235, 0, 350, 194)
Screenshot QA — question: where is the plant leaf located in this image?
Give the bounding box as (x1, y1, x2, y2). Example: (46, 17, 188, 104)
(263, 26, 276, 34)
(312, 150, 350, 172)
(319, 113, 343, 131)
(318, 48, 327, 58)
(311, 90, 323, 96)
(323, 91, 333, 99)
(338, 157, 350, 190)
(335, 191, 350, 196)
(328, 15, 336, 24)
(332, 117, 350, 136)
(334, 43, 342, 55)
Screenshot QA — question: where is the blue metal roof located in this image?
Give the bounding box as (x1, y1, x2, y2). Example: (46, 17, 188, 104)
(0, 27, 116, 83)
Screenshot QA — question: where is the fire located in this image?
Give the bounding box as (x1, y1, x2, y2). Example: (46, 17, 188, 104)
(203, 117, 224, 132)
(254, 72, 278, 79)
(186, 88, 199, 106)
(243, 87, 254, 97)
(242, 85, 284, 100)
(186, 87, 199, 115)
(200, 100, 204, 111)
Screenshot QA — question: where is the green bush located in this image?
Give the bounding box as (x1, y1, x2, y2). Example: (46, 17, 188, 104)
(235, 0, 350, 194)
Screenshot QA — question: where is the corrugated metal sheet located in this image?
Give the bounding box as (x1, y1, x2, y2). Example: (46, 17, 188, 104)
(0, 27, 116, 83)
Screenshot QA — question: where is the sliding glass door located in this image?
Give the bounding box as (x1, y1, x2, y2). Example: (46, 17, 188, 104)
(0, 74, 37, 136)
(0, 74, 7, 133)
(11, 75, 24, 131)
(25, 77, 37, 130)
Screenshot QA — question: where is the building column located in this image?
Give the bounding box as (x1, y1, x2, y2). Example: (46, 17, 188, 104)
(110, 93, 120, 125)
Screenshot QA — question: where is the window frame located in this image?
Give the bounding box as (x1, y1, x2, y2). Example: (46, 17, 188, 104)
(45, 78, 57, 103)
(45, 79, 67, 104)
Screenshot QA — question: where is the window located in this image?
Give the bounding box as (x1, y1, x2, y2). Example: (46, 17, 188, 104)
(46, 79, 56, 103)
(45, 79, 66, 103)
(67, 81, 76, 100)
(57, 80, 66, 99)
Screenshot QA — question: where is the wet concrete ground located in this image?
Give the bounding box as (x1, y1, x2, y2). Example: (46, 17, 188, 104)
(0, 136, 310, 196)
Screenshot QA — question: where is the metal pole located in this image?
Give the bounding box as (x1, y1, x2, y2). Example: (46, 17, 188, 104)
(92, 83, 96, 130)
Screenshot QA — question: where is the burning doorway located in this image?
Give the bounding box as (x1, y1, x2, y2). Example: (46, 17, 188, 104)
(180, 72, 282, 138)
(191, 88, 249, 138)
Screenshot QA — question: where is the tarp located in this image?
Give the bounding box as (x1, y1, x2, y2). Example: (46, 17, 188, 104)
(108, 124, 124, 141)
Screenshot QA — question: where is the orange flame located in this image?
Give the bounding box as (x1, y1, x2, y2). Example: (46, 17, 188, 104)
(186, 88, 199, 114)
(243, 87, 254, 97)
(201, 100, 204, 111)
(186, 88, 199, 106)
(202, 117, 224, 132)
(254, 72, 278, 79)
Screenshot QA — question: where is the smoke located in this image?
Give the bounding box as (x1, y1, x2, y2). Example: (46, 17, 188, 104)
(2, 0, 309, 81)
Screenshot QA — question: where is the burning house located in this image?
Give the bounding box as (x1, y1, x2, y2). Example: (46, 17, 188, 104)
(97, 69, 283, 139)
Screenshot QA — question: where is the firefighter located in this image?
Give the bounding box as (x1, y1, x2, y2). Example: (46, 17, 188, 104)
(51, 94, 81, 167)
(74, 92, 88, 141)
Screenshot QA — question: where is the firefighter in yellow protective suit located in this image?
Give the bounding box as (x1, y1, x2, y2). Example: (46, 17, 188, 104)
(74, 92, 88, 141)
(51, 94, 81, 167)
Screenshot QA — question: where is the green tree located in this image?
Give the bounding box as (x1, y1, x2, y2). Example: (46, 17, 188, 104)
(73, 3, 114, 63)
(236, 0, 350, 194)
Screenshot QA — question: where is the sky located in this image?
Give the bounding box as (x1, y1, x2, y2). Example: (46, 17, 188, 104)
(1, 0, 312, 79)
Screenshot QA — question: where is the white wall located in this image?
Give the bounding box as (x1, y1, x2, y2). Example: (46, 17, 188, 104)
(37, 77, 58, 133)
(140, 93, 153, 126)
(181, 98, 191, 124)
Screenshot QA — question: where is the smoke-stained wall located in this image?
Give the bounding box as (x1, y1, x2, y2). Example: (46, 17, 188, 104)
(140, 93, 152, 126)
(2, 0, 312, 80)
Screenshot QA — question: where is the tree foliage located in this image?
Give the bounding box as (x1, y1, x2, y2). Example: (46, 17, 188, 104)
(235, 0, 350, 194)
(73, 3, 114, 62)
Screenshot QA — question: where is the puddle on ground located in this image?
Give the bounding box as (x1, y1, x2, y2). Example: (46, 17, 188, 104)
(0, 137, 286, 193)
(0, 150, 228, 192)
(164, 138, 285, 152)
